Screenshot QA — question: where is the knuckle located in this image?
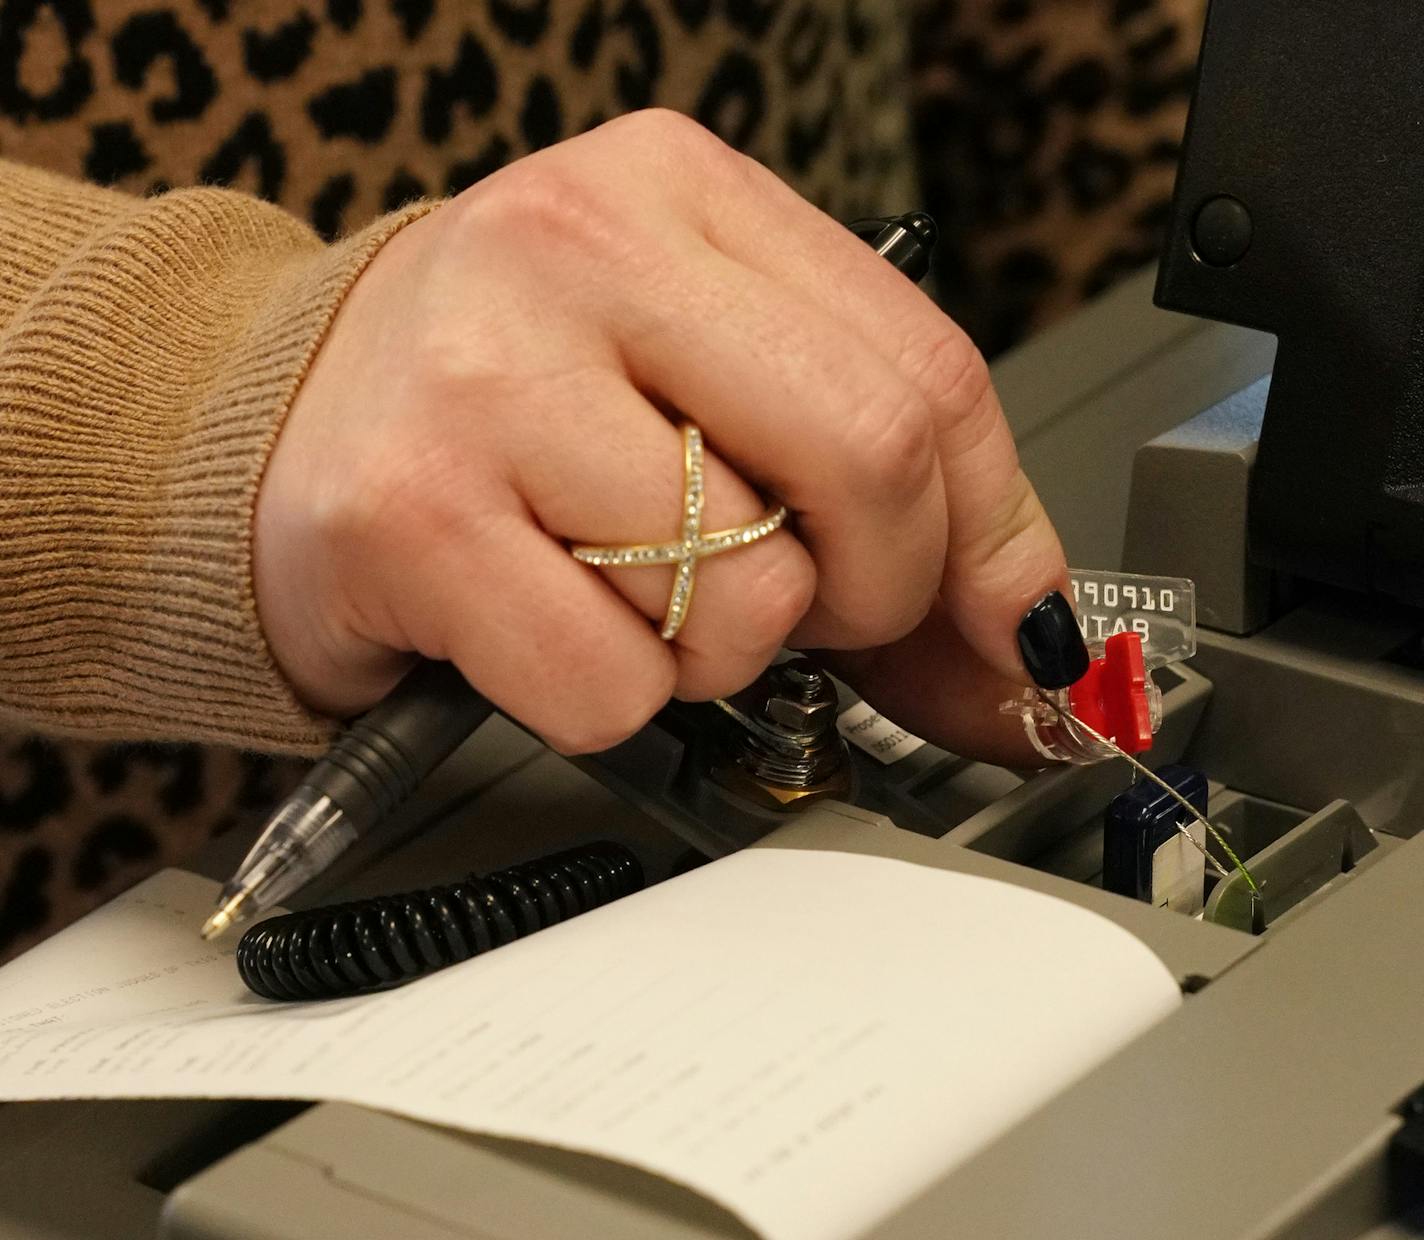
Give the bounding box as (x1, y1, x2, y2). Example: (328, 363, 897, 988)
(847, 388, 938, 495)
(608, 107, 719, 158)
(827, 583, 933, 650)
(542, 720, 612, 757)
(458, 159, 616, 255)
(327, 442, 474, 572)
(550, 664, 676, 755)
(906, 333, 1003, 457)
(958, 471, 1045, 570)
(605, 108, 748, 189)
(866, 596, 935, 647)
(901, 325, 982, 406)
(730, 547, 817, 652)
(540, 719, 600, 757)
(845, 579, 935, 648)
(311, 453, 405, 565)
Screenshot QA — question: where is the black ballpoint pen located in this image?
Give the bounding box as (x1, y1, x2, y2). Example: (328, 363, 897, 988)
(201, 660, 494, 937)
(200, 210, 938, 939)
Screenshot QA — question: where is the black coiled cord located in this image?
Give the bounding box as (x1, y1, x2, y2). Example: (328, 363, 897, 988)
(236, 841, 643, 1002)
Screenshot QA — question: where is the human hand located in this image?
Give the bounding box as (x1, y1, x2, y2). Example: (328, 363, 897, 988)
(254, 110, 1086, 760)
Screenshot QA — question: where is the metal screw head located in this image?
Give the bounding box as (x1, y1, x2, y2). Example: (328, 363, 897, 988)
(764, 661, 837, 732)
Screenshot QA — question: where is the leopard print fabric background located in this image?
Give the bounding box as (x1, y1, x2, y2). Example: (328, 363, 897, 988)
(912, 0, 1207, 355)
(0, 0, 914, 232)
(0, 739, 300, 956)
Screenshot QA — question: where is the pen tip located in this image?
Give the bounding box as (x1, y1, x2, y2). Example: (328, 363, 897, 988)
(200, 894, 246, 941)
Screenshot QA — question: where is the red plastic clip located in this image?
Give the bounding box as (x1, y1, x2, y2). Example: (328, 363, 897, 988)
(1066, 632, 1154, 755)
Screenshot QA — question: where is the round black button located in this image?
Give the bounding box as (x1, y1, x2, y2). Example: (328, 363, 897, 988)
(1192, 195, 1253, 267)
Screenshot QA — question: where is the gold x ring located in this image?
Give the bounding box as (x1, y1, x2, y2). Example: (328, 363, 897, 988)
(570, 424, 789, 641)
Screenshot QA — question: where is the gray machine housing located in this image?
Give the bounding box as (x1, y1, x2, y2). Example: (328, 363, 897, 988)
(4, 270, 1423, 1240)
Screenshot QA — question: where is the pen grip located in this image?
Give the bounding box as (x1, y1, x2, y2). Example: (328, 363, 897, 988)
(310, 660, 496, 834)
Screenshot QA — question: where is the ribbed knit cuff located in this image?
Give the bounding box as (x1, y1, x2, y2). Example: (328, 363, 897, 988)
(0, 163, 438, 753)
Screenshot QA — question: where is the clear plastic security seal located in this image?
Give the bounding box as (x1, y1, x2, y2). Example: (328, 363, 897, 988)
(1003, 569, 1198, 765)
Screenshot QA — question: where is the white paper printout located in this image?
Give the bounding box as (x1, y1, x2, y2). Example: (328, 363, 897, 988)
(0, 851, 1179, 1240)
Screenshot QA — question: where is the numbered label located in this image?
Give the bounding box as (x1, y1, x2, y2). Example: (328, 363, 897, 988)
(1069, 569, 1196, 669)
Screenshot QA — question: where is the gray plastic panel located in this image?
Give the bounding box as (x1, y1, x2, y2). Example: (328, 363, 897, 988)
(1123, 379, 1275, 633)
(871, 827, 1424, 1240)
(996, 268, 1277, 570)
(1186, 604, 1424, 836)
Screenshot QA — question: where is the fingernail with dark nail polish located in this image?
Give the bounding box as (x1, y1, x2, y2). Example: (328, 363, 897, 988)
(1017, 592, 1090, 689)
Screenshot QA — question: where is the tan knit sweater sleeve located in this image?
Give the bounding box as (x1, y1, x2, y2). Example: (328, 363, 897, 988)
(0, 162, 434, 755)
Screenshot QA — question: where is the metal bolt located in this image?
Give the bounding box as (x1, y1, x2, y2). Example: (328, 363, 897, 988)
(709, 658, 851, 809)
(764, 661, 836, 733)
(766, 694, 835, 732)
(778, 661, 823, 699)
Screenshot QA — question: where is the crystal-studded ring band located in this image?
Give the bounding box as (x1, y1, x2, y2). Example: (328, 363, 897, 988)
(569, 424, 790, 641)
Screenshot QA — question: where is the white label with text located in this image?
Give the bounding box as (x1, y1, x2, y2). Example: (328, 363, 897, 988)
(837, 701, 927, 765)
